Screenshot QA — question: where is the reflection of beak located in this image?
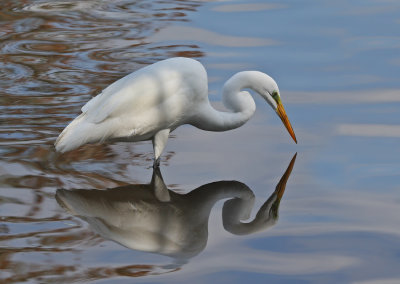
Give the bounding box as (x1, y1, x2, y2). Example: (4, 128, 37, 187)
(276, 102, 297, 143)
(275, 153, 297, 200)
(270, 153, 297, 218)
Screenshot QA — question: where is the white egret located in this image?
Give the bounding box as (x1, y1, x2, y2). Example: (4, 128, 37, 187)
(55, 57, 296, 167)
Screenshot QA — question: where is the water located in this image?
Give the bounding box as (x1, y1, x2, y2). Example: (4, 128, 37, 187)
(1, 0, 400, 283)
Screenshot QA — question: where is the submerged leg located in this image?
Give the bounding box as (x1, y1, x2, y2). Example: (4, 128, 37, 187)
(152, 129, 170, 168)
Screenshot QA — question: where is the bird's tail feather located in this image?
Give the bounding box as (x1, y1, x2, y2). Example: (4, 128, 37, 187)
(55, 113, 94, 153)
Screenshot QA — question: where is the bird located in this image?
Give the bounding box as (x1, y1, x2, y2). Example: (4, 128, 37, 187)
(55, 153, 296, 264)
(55, 57, 297, 167)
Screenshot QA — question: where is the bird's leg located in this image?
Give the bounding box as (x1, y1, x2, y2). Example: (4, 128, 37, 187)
(152, 129, 170, 168)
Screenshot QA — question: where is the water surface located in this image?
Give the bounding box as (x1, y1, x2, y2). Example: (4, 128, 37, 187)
(1, 0, 400, 283)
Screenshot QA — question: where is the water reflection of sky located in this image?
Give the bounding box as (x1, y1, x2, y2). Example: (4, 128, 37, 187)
(1, 0, 400, 283)
(191, 0, 400, 90)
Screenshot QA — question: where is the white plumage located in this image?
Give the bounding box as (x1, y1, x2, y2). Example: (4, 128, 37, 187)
(55, 57, 296, 166)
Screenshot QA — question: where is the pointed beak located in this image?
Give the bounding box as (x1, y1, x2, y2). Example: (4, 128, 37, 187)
(276, 102, 297, 143)
(275, 153, 297, 199)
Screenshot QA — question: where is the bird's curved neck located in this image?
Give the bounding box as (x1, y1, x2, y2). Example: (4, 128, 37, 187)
(186, 181, 255, 219)
(192, 72, 258, 132)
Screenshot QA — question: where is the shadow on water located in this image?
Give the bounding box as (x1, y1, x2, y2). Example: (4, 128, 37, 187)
(54, 153, 297, 279)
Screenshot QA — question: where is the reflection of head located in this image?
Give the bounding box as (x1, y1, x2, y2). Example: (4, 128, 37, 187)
(56, 153, 296, 264)
(223, 153, 296, 235)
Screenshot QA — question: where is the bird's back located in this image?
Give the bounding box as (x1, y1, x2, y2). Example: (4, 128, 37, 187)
(82, 57, 208, 124)
(55, 57, 209, 153)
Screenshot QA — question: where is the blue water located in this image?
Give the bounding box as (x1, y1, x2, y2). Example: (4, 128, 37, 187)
(1, 0, 400, 283)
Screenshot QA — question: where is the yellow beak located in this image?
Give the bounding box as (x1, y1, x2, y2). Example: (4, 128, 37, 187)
(276, 102, 297, 143)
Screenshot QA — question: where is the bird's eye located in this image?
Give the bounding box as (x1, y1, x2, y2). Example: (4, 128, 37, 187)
(271, 91, 280, 102)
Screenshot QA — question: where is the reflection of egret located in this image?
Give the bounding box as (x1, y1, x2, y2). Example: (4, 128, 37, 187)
(56, 153, 296, 265)
(55, 57, 297, 167)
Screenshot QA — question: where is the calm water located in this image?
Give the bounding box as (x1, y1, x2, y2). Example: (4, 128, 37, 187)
(1, 0, 400, 283)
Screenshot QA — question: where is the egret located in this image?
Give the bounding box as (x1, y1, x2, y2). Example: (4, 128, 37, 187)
(55, 57, 296, 167)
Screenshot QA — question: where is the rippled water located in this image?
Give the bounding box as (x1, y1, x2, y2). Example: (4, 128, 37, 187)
(1, 0, 400, 283)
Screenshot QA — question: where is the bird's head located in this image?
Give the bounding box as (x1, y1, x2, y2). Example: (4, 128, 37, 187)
(268, 89, 297, 144)
(254, 73, 297, 144)
(224, 71, 297, 143)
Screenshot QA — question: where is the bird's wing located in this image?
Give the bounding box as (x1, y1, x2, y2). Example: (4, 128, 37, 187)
(81, 69, 176, 124)
(80, 58, 205, 125)
(81, 72, 139, 123)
